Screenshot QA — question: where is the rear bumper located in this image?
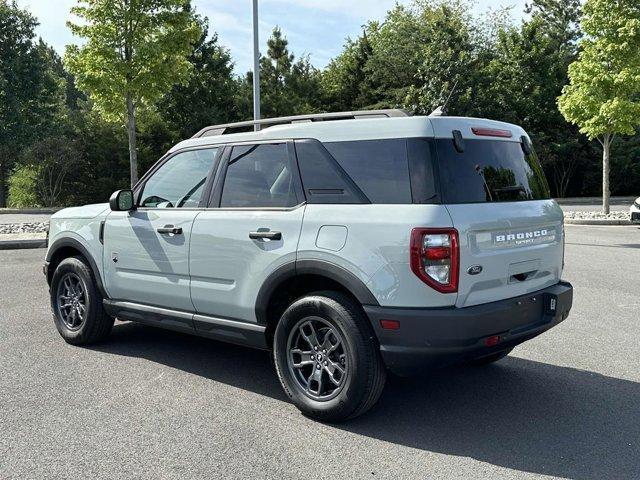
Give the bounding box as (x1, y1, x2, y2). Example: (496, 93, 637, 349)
(364, 281, 573, 376)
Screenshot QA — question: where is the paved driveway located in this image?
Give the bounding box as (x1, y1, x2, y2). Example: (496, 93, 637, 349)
(1, 224, 639, 479)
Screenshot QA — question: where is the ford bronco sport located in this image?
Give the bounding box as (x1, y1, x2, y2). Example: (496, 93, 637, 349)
(44, 110, 573, 422)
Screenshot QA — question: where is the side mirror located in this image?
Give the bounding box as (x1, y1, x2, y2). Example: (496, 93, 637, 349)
(109, 189, 135, 211)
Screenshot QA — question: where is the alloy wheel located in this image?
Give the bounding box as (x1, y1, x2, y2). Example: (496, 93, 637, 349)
(286, 317, 348, 401)
(56, 272, 87, 331)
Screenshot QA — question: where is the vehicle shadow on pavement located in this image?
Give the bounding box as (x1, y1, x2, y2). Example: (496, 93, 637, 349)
(348, 358, 640, 480)
(96, 322, 639, 480)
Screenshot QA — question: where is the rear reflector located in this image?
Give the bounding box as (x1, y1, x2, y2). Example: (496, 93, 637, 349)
(471, 127, 512, 138)
(484, 335, 501, 346)
(380, 319, 400, 330)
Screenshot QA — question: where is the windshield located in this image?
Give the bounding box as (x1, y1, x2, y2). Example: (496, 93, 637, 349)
(435, 139, 550, 204)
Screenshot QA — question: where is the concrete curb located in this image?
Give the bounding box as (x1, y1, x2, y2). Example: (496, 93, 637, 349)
(0, 239, 47, 250)
(555, 196, 636, 206)
(0, 208, 60, 214)
(564, 219, 634, 226)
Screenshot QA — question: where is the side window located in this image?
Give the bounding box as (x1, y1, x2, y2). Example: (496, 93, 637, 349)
(323, 139, 412, 204)
(140, 148, 217, 208)
(294, 139, 368, 204)
(220, 143, 298, 208)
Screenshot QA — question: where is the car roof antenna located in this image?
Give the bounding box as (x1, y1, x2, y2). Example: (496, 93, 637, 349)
(429, 80, 459, 117)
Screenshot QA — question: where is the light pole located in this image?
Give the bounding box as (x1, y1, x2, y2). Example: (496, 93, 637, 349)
(252, 0, 261, 131)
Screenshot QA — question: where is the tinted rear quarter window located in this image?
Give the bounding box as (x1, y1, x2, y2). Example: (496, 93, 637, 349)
(435, 139, 550, 204)
(323, 139, 412, 204)
(294, 139, 367, 204)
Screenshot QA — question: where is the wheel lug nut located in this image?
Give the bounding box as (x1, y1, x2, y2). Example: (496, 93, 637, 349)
(324, 361, 328, 366)
(316, 364, 321, 369)
(310, 355, 314, 360)
(314, 346, 318, 351)
(322, 349, 326, 354)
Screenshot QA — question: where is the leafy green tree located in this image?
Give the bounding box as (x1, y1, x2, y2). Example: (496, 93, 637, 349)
(321, 1, 491, 113)
(0, 1, 62, 206)
(558, 0, 640, 212)
(482, 0, 585, 196)
(65, 0, 201, 187)
(358, 5, 427, 109)
(16, 137, 81, 206)
(7, 165, 39, 208)
(405, 3, 478, 114)
(158, 17, 240, 138)
(322, 32, 374, 111)
(66, 108, 131, 204)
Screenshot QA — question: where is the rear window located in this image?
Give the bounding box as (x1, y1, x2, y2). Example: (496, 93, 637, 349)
(435, 139, 550, 203)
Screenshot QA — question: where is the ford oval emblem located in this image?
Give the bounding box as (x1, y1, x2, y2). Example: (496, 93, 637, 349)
(467, 265, 483, 275)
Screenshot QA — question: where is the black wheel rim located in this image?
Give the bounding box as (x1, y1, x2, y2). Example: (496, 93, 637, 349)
(56, 272, 87, 331)
(286, 316, 348, 401)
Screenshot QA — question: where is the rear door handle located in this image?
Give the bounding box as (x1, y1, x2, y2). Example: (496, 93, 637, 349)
(249, 231, 282, 240)
(157, 225, 183, 235)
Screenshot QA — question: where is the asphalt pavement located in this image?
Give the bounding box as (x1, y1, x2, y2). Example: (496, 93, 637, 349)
(0, 224, 639, 479)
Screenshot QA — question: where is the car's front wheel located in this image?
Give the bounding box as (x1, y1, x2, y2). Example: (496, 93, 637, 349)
(50, 256, 114, 345)
(273, 291, 386, 422)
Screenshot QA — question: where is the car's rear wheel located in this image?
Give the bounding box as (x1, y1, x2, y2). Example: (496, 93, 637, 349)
(50, 256, 114, 345)
(470, 348, 513, 366)
(273, 291, 386, 422)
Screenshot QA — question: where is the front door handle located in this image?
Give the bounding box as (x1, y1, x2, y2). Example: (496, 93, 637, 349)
(157, 225, 183, 235)
(249, 231, 282, 240)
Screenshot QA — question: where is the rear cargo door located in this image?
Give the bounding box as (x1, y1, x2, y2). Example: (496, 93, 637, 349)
(432, 121, 564, 307)
(447, 201, 564, 307)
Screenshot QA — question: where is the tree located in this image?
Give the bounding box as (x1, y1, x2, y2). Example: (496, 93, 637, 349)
(322, 31, 374, 111)
(558, 0, 640, 213)
(0, 1, 62, 206)
(158, 17, 239, 138)
(257, 27, 320, 118)
(480, 0, 585, 197)
(405, 3, 478, 114)
(65, 0, 201, 187)
(261, 27, 293, 117)
(18, 137, 81, 206)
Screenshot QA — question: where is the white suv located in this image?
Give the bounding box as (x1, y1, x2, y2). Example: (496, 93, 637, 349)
(44, 110, 573, 421)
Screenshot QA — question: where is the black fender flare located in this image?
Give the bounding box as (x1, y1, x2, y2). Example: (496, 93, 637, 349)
(255, 259, 379, 325)
(46, 237, 108, 299)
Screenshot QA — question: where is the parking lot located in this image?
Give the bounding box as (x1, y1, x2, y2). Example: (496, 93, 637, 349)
(1, 224, 638, 479)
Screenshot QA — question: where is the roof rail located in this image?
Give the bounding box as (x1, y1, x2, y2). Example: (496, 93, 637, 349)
(191, 109, 411, 138)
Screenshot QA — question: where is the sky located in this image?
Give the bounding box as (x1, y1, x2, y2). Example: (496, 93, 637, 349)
(16, 0, 528, 74)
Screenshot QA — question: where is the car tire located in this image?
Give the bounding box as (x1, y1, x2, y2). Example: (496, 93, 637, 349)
(50, 256, 114, 345)
(470, 348, 513, 366)
(273, 291, 386, 422)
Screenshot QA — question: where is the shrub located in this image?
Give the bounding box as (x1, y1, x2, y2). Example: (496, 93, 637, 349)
(7, 165, 41, 208)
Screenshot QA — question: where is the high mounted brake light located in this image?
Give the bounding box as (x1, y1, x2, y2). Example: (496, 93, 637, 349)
(410, 228, 459, 293)
(471, 127, 513, 138)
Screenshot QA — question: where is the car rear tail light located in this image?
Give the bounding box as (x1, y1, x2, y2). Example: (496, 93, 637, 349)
(471, 127, 512, 138)
(410, 228, 459, 293)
